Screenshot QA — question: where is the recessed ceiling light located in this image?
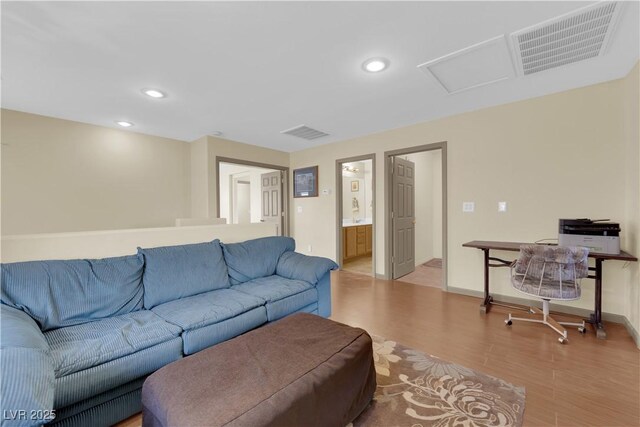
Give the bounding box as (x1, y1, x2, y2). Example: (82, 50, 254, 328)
(362, 57, 389, 73)
(116, 121, 134, 127)
(142, 88, 166, 98)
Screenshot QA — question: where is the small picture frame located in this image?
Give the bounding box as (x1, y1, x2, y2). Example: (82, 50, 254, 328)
(351, 180, 359, 192)
(293, 166, 319, 198)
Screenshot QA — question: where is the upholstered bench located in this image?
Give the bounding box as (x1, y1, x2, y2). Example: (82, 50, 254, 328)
(141, 313, 376, 427)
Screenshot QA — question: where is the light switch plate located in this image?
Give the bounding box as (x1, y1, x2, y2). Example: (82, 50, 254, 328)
(463, 202, 475, 212)
(498, 201, 507, 212)
(297, 206, 303, 213)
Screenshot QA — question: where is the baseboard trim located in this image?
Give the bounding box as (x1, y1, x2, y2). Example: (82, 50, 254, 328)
(447, 286, 629, 325)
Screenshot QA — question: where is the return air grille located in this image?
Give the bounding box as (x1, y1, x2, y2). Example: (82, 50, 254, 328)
(511, 2, 622, 76)
(280, 125, 329, 141)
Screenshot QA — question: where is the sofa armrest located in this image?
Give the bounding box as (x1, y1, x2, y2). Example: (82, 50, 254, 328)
(1, 305, 55, 426)
(276, 251, 338, 286)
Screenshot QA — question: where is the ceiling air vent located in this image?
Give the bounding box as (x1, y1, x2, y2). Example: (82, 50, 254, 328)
(280, 125, 329, 141)
(511, 2, 623, 76)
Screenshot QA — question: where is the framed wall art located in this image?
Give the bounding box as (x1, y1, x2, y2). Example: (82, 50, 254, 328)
(293, 166, 319, 198)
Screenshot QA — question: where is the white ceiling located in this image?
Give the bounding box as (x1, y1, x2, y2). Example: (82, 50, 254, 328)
(2, 1, 638, 152)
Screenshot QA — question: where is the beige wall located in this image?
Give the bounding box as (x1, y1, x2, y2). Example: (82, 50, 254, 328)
(291, 71, 637, 317)
(189, 136, 209, 218)
(1, 110, 191, 235)
(621, 63, 639, 338)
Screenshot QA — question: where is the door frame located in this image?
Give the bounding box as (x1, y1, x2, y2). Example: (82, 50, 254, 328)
(335, 153, 376, 276)
(215, 157, 290, 236)
(384, 142, 448, 289)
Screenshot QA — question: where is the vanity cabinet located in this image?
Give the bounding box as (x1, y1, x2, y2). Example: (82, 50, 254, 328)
(343, 224, 372, 260)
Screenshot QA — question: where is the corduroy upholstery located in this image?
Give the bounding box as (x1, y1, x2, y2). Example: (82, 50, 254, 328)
(1, 255, 144, 331)
(233, 275, 319, 321)
(138, 240, 230, 309)
(0, 236, 337, 427)
(221, 236, 296, 284)
(45, 311, 182, 378)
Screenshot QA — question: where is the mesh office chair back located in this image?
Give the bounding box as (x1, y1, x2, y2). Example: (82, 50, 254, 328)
(506, 245, 589, 343)
(511, 245, 589, 301)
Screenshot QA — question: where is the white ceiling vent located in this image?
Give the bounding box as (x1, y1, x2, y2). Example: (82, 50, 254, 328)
(511, 2, 623, 76)
(280, 125, 329, 141)
(417, 36, 515, 94)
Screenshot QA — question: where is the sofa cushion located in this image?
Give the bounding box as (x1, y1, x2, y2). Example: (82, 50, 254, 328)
(151, 288, 265, 331)
(1, 305, 55, 425)
(53, 337, 183, 409)
(276, 251, 338, 285)
(139, 240, 229, 309)
(221, 236, 295, 285)
(180, 308, 267, 355)
(232, 275, 318, 321)
(44, 311, 182, 378)
(1, 255, 144, 332)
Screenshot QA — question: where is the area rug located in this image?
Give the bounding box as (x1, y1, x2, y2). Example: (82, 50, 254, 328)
(351, 336, 526, 427)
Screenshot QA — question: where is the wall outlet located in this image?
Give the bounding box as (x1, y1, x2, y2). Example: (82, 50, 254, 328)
(307, 245, 312, 253)
(498, 201, 507, 212)
(322, 189, 331, 195)
(462, 202, 475, 213)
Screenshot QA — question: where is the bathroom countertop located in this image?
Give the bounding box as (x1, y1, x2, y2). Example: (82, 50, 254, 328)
(342, 219, 372, 227)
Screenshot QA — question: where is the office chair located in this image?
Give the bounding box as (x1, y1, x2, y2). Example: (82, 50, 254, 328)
(505, 245, 589, 343)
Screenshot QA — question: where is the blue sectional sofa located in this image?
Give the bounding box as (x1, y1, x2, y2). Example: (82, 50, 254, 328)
(0, 236, 337, 427)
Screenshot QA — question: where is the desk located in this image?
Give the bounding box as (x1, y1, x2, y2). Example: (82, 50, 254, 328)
(463, 240, 637, 339)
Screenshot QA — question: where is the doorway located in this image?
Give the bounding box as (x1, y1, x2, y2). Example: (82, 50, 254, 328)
(336, 154, 376, 277)
(216, 157, 290, 236)
(385, 142, 447, 289)
(231, 175, 251, 224)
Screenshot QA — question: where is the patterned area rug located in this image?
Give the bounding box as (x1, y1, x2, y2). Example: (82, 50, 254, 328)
(352, 336, 526, 427)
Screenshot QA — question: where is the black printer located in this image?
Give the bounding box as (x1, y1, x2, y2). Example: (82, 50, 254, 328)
(558, 218, 620, 254)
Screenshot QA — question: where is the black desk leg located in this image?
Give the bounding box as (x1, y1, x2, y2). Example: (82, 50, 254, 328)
(480, 249, 493, 314)
(586, 258, 606, 339)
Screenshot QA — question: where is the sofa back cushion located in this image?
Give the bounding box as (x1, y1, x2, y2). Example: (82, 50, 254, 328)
(139, 240, 229, 309)
(222, 236, 295, 284)
(1, 255, 144, 331)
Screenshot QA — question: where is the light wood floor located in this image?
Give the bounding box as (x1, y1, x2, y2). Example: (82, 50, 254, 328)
(342, 256, 373, 276)
(331, 270, 639, 427)
(396, 262, 442, 288)
(116, 270, 639, 427)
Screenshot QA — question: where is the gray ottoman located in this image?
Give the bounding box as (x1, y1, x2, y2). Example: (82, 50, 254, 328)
(142, 313, 376, 427)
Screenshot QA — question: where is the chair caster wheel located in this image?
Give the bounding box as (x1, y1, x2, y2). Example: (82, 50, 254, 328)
(578, 327, 586, 334)
(558, 337, 567, 344)
(505, 320, 512, 326)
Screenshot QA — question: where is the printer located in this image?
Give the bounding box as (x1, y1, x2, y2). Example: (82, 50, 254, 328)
(558, 218, 620, 255)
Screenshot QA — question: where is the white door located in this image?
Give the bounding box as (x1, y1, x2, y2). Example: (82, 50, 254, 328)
(392, 157, 416, 279)
(261, 171, 282, 235)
